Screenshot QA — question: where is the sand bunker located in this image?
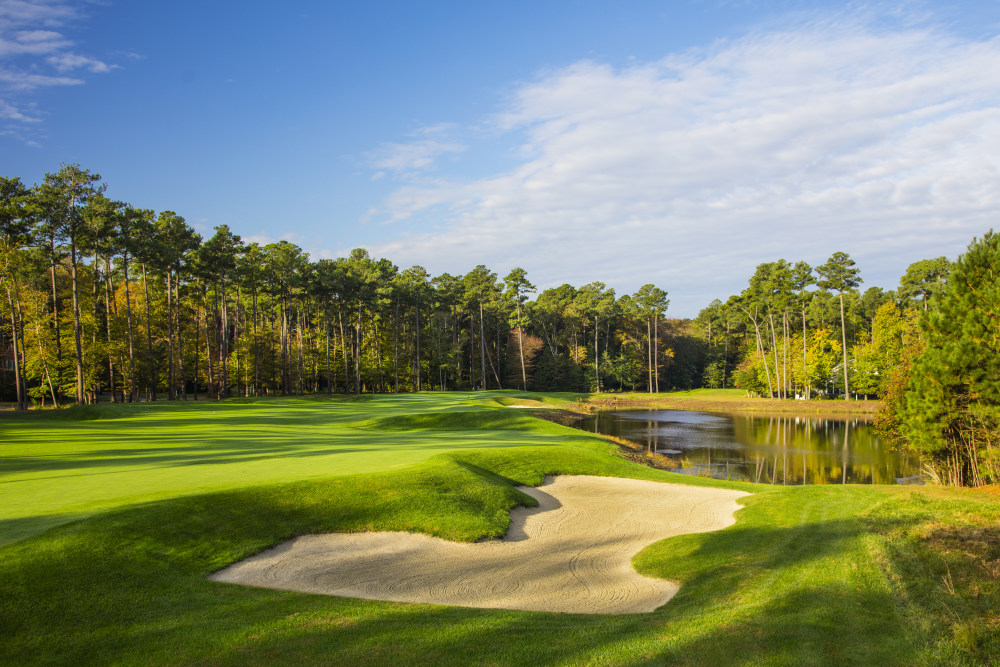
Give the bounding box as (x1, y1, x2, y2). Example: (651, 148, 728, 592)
(210, 476, 748, 614)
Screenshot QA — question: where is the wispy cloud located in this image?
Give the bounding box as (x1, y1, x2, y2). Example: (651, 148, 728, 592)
(0, 0, 78, 28)
(0, 67, 81, 89)
(46, 52, 115, 73)
(364, 13, 1000, 315)
(0, 95, 37, 121)
(366, 124, 467, 178)
(0, 29, 68, 55)
(0, 0, 116, 140)
(368, 139, 466, 174)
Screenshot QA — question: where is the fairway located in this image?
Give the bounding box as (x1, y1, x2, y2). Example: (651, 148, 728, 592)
(0, 393, 572, 546)
(2, 392, 998, 665)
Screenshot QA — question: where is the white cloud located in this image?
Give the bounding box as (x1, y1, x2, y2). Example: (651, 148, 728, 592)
(0, 28, 68, 55)
(46, 52, 113, 72)
(0, 66, 80, 89)
(367, 138, 466, 174)
(364, 16, 1000, 316)
(0, 0, 77, 29)
(0, 95, 37, 120)
(0, 0, 117, 141)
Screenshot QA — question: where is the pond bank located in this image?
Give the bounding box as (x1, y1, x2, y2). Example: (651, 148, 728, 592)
(580, 393, 880, 419)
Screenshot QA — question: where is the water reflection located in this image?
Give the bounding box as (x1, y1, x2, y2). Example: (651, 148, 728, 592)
(576, 410, 922, 485)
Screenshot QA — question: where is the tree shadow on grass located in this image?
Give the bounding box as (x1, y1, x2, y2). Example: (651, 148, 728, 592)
(0, 463, 936, 665)
(1, 429, 558, 479)
(0, 444, 375, 478)
(113, 581, 921, 666)
(634, 586, 920, 666)
(0, 512, 84, 548)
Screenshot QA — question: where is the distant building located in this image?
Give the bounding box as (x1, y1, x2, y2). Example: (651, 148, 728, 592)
(1, 335, 15, 402)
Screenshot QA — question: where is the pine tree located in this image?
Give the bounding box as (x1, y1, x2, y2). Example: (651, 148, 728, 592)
(899, 232, 1000, 486)
(817, 252, 861, 400)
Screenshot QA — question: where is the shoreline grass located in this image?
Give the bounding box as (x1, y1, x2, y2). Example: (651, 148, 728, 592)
(581, 388, 881, 418)
(1, 392, 997, 665)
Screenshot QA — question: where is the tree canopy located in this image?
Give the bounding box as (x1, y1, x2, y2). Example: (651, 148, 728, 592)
(3, 163, 996, 487)
(893, 233, 1000, 486)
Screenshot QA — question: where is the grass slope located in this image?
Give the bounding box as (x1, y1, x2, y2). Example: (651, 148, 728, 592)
(1, 392, 997, 665)
(0, 393, 581, 546)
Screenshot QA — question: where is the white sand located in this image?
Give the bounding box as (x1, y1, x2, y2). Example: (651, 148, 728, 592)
(209, 475, 748, 614)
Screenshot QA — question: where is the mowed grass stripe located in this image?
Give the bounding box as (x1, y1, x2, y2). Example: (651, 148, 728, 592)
(1, 392, 997, 665)
(0, 393, 579, 546)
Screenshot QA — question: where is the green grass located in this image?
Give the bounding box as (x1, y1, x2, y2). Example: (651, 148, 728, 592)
(1, 392, 997, 665)
(0, 392, 582, 546)
(648, 388, 748, 399)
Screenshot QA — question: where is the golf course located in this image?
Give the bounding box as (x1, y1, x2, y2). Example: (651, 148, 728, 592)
(2, 391, 998, 665)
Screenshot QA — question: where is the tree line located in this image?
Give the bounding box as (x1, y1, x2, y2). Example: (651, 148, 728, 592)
(691, 252, 949, 402)
(2, 165, 677, 407)
(695, 235, 999, 488)
(2, 164, 995, 486)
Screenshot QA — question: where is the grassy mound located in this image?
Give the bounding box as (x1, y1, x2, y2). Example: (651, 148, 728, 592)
(0, 393, 594, 546)
(363, 410, 542, 431)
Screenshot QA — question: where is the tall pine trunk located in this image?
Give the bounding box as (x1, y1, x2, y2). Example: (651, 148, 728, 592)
(479, 301, 486, 389)
(355, 301, 361, 394)
(251, 284, 259, 396)
(69, 236, 85, 404)
(48, 234, 62, 398)
(324, 306, 331, 394)
(415, 300, 421, 392)
(723, 320, 730, 389)
(280, 298, 288, 394)
(90, 249, 100, 401)
(801, 307, 809, 399)
(769, 313, 781, 399)
(123, 256, 137, 402)
(4, 287, 26, 410)
(203, 286, 215, 399)
(32, 308, 58, 406)
(338, 305, 348, 393)
(296, 306, 305, 395)
(516, 299, 526, 391)
(141, 262, 155, 401)
(654, 316, 660, 393)
(103, 257, 116, 402)
(219, 277, 229, 398)
(742, 307, 773, 398)
(166, 269, 175, 399)
(393, 297, 399, 393)
(839, 292, 850, 400)
(594, 317, 600, 393)
(782, 312, 788, 399)
(176, 276, 186, 400)
(647, 317, 653, 393)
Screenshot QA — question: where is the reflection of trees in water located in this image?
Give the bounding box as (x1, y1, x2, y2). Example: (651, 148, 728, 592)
(585, 411, 921, 485)
(704, 415, 918, 484)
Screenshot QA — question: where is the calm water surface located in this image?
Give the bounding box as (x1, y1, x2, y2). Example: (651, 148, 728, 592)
(576, 410, 922, 484)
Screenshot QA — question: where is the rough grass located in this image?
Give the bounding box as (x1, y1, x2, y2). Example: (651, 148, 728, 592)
(1, 391, 998, 665)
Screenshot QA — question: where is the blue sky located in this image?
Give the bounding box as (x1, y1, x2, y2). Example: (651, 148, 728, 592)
(2, 0, 1000, 316)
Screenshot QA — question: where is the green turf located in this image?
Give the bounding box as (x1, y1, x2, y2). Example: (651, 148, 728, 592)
(0, 392, 587, 546)
(1, 392, 997, 665)
(649, 388, 748, 398)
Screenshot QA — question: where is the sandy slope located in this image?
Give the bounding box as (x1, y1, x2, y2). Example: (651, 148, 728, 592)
(209, 476, 749, 614)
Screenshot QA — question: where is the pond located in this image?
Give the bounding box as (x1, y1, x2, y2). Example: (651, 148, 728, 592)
(575, 410, 922, 485)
